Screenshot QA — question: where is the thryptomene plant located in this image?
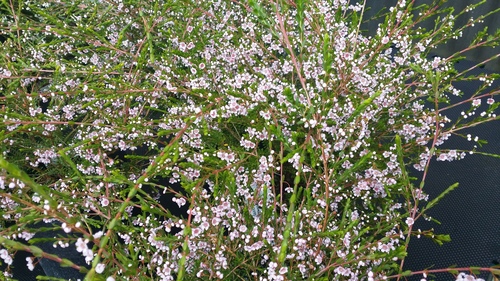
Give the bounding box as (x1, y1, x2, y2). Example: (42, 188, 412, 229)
(1, 0, 500, 280)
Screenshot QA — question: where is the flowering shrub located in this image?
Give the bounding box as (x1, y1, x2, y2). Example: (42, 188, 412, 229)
(1, 0, 500, 280)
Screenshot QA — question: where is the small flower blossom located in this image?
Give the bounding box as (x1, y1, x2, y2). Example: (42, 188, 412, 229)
(0, 249, 13, 265)
(456, 272, 485, 281)
(75, 238, 88, 253)
(61, 222, 72, 233)
(26, 257, 34, 271)
(94, 231, 104, 239)
(95, 263, 106, 274)
(101, 197, 109, 207)
(279, 267, 288, 274)
(173, 197, 187, 208)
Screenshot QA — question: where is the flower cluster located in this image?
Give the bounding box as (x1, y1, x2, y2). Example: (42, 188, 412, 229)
(455, 273, 486, 281)
(75, 238, 94, 264)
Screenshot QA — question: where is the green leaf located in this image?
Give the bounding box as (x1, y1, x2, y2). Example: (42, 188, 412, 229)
(296, 0, 306, 48)
(345, 91, 382, 124)
(424, 182, 459, 210)
(470, 151, 500, 158)
(58, 149, 86, 186)
(338, 198, 351, 231)
(60, 258, 75, 268)
(401, 270, 412, 277)
(394, 245, 408, 259)
(322, 33, 333, 74)
(427, 232, 451, 246)
(36, 276, 74, 281)
(394, 134, 413, 197)
(29, 245, 44, 257)
(470, 267, 481, 275)
(278, 184, 300, 264)
(108, 169, 130, 184)
(248, 0, 272, 29)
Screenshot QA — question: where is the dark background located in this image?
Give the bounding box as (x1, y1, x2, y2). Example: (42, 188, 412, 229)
(361, 0, 500, 72)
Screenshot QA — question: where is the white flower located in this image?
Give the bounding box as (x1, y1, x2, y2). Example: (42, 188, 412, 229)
(279, 267, 288, 274)
(0, 249, 12, 265)
(83, 248, 93, 263)
(456, 272, 485, 281)
(26, 257, 34, 271)
(106, 277, 115, 281)
(95, 263, 105, 274)
(62, 223, 72, 233)
(2, 68, 11, 77)
(75, 238, 88, 252)
(94, 231, 104, 239)
(405, 217, 414, 227)
(0, 250, 7, 259)
(100, 197, 109, 207)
